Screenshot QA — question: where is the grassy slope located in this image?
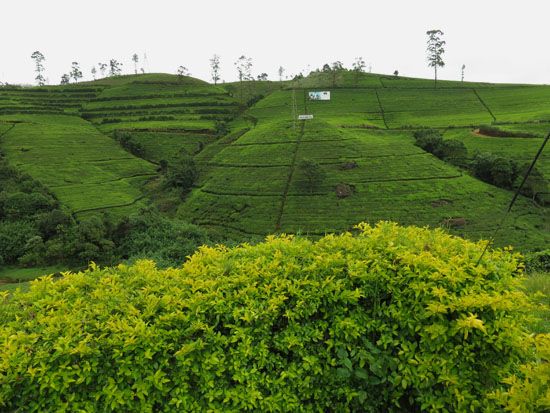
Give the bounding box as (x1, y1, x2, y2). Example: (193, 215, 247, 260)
(180, 72, 549, 249)
(0, 114, 156, 215)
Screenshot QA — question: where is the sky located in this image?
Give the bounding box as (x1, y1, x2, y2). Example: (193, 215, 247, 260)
(1, 0, 549, 85)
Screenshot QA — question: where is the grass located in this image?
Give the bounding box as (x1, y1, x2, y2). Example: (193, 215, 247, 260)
(0, 265, 67, 293)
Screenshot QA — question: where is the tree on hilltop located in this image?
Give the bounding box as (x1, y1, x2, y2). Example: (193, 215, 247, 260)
(426, 29, 446, 88)
(60, 74, 70, 85)
(234, 55, 253, 103)
(109, 59, 122, 76)
(278, 66, 285, 82)
(91, 66, 97, 80)
(352, 56, 366, 86)
(330, 61, 344, 87)
(177, 66, 190, 81)
(132, 54, 139, 74)
(98, 62, 107, 78)
(210, 54, 221, 84)
(461, 64, 466, 82)
(31, 51, 46, 86)
(70, 62, 83, 83)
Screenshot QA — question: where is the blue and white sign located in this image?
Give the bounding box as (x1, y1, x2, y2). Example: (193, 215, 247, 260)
(308, 91, 331, 101)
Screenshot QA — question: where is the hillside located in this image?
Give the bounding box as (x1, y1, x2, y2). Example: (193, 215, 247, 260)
(0, 71, 548, 277)
(181, 72, 549, 249)
(0, 74, 239, 216)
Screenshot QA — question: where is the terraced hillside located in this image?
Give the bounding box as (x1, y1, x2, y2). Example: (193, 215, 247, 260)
(181, 73, 549, 249)
(0, 114, 156, 216)
(0, 74, 240, 216)
(1, 72, 548, 250)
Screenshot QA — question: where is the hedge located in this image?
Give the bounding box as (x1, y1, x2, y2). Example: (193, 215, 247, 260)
(0, 222, 547, 411)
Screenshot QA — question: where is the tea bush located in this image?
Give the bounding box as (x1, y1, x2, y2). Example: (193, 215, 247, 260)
(0, 222, 547, 412)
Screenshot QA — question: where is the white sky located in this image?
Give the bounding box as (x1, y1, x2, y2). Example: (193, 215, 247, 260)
(1, 0, 549, 85)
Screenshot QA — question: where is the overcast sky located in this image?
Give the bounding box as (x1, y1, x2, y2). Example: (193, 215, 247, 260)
(1, 0, 549, 85)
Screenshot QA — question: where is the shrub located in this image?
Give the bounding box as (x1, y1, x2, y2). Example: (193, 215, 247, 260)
(297, 159, 325, 193)
(165, 153, 198, 194)
(471, 152, 519, 189)
(0, 220, 37, 264)
(524, 250, 550, 273)
(0, 222, 546, 412)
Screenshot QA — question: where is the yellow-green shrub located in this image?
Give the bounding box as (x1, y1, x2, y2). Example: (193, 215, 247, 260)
(0, 222, 546, 412)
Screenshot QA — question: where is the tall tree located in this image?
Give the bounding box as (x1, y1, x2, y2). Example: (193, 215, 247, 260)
(210, 54, 221, 84)
(30, 51, 46, 86)
(132, 54, 139, 74)
(352, 56, 366, 86)
(278, 66, 285, 82)
(109, 59, 122, 77)
(234, 55, 253, 103)
(60, 74, 70, 85)
(70, 62, 83, 83)
(98, 63, 107, 78)
(91, 66, 97, 80)
(461, 64, 466, 82)
(426, 29, 446, 88)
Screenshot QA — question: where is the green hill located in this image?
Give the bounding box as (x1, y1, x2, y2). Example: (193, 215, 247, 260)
(1, 71, 549, 256)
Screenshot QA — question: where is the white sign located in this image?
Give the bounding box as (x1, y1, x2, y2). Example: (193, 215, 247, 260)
(309, 91, 331, 101)
(298, 114, 314, 120)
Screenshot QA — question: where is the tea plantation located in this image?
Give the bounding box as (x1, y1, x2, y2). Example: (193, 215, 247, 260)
(0, 71, 548, 411)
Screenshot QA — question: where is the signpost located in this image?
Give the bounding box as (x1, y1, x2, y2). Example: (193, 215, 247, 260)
(308, 91, 331, 100)
(298, 114, 314, 120)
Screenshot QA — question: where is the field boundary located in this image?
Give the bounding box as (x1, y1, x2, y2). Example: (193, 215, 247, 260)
(472, 89, 497, 121)
(275, 121, 305, 231)
(375, 91, 389, 129)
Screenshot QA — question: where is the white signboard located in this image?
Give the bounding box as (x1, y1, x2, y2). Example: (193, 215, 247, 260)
(308, 91, 331, 101)
(298, 114, 314, 120)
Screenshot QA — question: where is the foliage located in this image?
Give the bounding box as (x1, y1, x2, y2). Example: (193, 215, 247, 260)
(471, 152, 519, 189)
(524, 250, 550, 273)
(115, 209, 211, 268)
(165, 153, 198, 194)
(413, 129, 467, 166)
(0, 222, 546, 411)
(426, 29, 445, 87)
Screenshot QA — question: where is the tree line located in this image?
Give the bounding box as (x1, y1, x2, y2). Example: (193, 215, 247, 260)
(23, 29, 462, 88)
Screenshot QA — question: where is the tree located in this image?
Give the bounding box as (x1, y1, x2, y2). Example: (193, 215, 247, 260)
(297, 159, 325, 194)
(177, 66, 190, 79)
(352, 56, 366, 86)
(70, 62, 83, 83)
(109, 59, 122, 76)
(518, 163, 548, 204)
(330, 61, 344, 87)
(98, 63, 107, 78)
(234, 55, 253, 103)
(166, 153, 198, 195)
(426, 29, 446, 88)
(91, 66, 97, 80)
(132, 53, 139, 74)
(257, 73, 268, 81)
(393, 70, 399, 77)
(31, 51, 46, 86)
(461, 64, 466, 82)
(210, 54, 221, 84)
(278, 66, 285, 82)
(60, 74, 70, 85)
